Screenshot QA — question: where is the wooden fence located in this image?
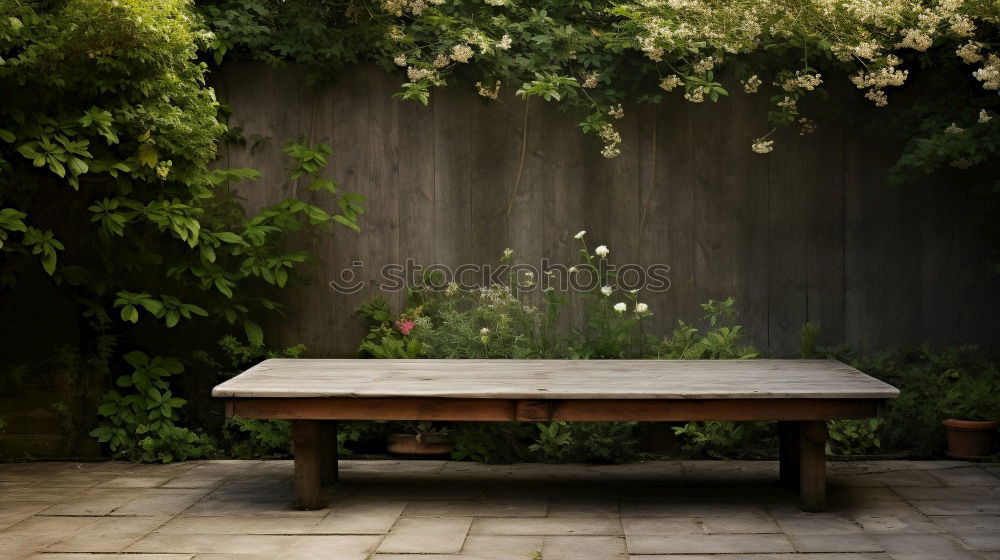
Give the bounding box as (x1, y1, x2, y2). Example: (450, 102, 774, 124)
(215, 62, 1000, 357)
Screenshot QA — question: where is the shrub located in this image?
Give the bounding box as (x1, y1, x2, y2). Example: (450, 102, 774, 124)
(356, 235, 759, 462)
(821, 344, 1000, 456)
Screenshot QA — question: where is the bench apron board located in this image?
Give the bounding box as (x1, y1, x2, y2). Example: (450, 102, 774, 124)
(212, 359, 899, 512)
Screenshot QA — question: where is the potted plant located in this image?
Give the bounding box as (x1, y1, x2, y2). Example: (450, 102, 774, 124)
(387, 421, 453, 457)
(940, 374, 1000, 459)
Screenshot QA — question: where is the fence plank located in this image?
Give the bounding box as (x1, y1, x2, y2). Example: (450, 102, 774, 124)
(215, 63, 999, 357)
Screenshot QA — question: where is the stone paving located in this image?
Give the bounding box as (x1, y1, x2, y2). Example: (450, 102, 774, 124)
(1, 459, 998, 559)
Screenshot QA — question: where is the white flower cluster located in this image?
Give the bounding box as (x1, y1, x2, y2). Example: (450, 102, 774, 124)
(684, 87, 709, 103)
(659, 75, 683, 92)
(599, 123, 622, 158)
(406, 66, 437, 82)
(383, 0, 444, 17)
(496, 34, 512, 50)
(850, 63, 908, 107)
(582, 72, 600, 89)
(620, 0, 998, 119)
(944, 123, 965, 135)
(450, 44, 474, 63)
(741, 74, 761, 94)
(781, 71, 822, 92)
(776, 96, 798, 116)
(393, 54, 407, 66)
(896, 28, 932, 52)
(476, 80, 501, 99)
(980, 109, 993, 124)
(608, 104, 624, 119)
(956, 42, 983, 64)
(692, 56, 715, 74)
(974, 55, 999, 91)
(751, 138, 774, 154)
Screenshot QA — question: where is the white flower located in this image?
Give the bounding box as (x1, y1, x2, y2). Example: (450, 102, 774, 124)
(751, 138, 774, 154)
(979, 109, 993, 124)
(635, 302, 650, 314)
(595, 245, 609, 257)
(613, 302, 627, 313)
(600, 286, 613, 296)
(476, 80, 501, 100)
(445, 282, 459, 296)
(741, 74, 761, 94)
(496, 34, 512, 50)
(574, 230, 586, 240)
(480, 327, 490, 335)
(450, 44, 474, 63)
(945, 123, 965, 135)
(659, 75, 683, 92)
(502, 248, 513, 259)
(568, 266, 578, 273)
(393, 54, 407, 66)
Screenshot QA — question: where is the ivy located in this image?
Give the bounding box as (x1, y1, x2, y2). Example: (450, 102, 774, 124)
(0, 0, 364, 461)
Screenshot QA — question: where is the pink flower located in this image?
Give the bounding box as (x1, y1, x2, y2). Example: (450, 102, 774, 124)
(395, 320, 415, 335)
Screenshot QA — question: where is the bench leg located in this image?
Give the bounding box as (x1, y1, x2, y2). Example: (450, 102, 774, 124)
(292, 420, 327, 510)
(778, 421, 800, 488)
(319, 420, 339, 486)
(798, 420, 828, 512)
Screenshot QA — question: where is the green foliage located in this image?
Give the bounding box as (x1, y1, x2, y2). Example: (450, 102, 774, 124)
(672, 421, 775, 460)
(358, 236, 759, 462)
(222, 417, 292, 459)
(821, 344, 1000, 456)
(0, 2, 365, 461)
(799, 322, 822, 359)
(529, 422, 573, 462)
(90, 352, 218, 463)
(451, 423, 534, 464)
(828, 419, 882, 456)
(564, 422, 640, 464)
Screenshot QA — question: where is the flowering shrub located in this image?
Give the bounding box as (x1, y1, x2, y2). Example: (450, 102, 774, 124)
(205, 0, 997, 158)
(355, 231, 760, 462)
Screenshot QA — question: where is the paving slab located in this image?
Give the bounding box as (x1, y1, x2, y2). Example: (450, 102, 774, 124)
(870, 533, 985, 560)
(44, 516, 170, 553)
(789, 533, 884, 553)
(772, 512, 865, 535)
(377, 517, 473, 554)
(470, 517, 621, 536)
(1, 459, 997, 559)
(312, 500, 407, 534)
(459, 535, 544, 559)
(543, 535, 627, 559)
(626, 533, 795, 554)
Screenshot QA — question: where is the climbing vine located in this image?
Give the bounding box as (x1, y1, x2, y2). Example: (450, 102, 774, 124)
(0, 0, 363, 459)
(201, 0, 998, 158)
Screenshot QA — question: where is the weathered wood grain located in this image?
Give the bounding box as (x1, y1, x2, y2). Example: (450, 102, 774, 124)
(215, 63, 1000, 357)
(227, 396, 880, 421)
(213, 359, 899, 399)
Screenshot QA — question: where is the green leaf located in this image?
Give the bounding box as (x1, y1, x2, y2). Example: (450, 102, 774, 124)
(332, 214, 360, 232)
(244, 319, 264, 346)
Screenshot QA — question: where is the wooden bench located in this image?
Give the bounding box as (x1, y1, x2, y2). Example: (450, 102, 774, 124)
(212, 359, 898, 512)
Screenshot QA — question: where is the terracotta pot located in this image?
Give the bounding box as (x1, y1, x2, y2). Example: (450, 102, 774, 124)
(387, 433, 454, 457)
(942, 419, 998, 459)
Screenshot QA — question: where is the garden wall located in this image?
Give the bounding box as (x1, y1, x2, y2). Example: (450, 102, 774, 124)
(215, 62, 1000, 358)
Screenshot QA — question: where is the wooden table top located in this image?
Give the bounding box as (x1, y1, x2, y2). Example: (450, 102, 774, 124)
(212, 359, 899, 400)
